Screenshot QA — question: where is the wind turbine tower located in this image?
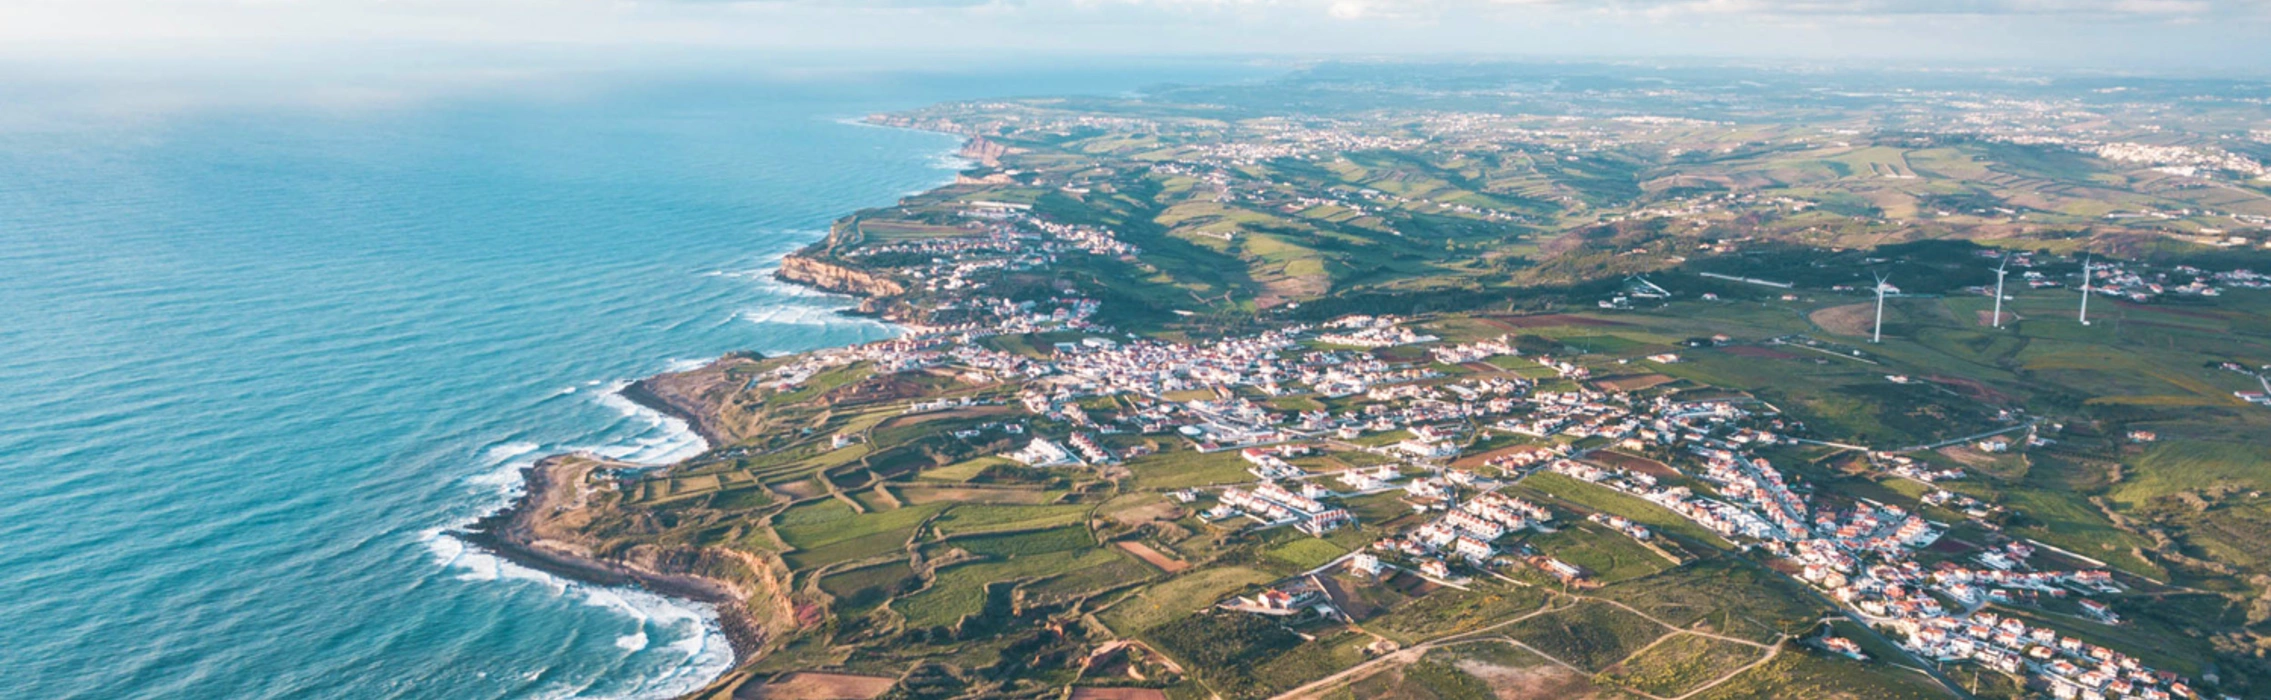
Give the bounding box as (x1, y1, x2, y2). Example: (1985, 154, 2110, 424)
(1991, 253, 2010, 329)
(2078, 256, 2093, 326)
(1872, 270, 1891, 344)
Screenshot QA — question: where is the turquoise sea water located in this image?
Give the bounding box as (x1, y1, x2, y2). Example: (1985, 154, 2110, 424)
(0, 61, 1264, 698)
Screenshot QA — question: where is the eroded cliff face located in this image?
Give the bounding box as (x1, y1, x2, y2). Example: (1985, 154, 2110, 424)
(959, 136, 1007, 167)
(622, 356, 759, 445)
(775, 255, 906, 297)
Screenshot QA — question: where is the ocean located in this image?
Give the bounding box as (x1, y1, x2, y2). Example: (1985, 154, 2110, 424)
(0, 59, 1270, 698)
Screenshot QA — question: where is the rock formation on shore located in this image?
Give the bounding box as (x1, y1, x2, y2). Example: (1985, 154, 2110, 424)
(775, 254, 905, 298)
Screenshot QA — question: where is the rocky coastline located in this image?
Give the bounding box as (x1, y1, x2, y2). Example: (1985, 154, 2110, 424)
(775, 252, 906, 298)
(457, 449, 771, 663)
(461, 123, 951, 687)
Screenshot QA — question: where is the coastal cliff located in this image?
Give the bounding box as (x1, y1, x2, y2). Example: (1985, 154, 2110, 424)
(460, 455, 798, 669)
(774, 254, 905, 298)
(958, 136, 1006, 167)
(464, 117, 955, 698)
(619, 356, 760, 447)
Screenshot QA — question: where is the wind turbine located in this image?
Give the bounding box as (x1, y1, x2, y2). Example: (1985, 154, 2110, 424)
(1991, 252, 2010, 329)
(2078, 256, 2093, 326)
(1872, 270, 1892, 344)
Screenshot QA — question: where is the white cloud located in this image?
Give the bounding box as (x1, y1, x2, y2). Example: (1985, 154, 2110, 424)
(0, 0, 2259, 67)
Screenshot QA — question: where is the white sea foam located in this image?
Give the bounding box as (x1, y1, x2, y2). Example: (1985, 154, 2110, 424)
(733, 304, 868, 328)
(927, 151, 974, 173)
(482, 440, 543, 465)
(420, 527, 732, 700)
(455, 439, 550, 515)
(419, 529, 569, 591)
(424, 410, 722, 696)
(747, 272, 846, 300)
(615, 631, 649, 652)
(585, 382, 708, 465)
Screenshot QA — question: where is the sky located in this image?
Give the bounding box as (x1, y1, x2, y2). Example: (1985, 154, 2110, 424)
(0, 0, 2267, 73)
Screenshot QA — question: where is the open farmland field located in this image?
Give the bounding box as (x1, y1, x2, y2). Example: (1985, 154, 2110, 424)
(1594, 560, 1827, 645)
(1691, 650, 1951, 700)
(1499, 600, 1669, 673)
(1601, 633, 1769, 697)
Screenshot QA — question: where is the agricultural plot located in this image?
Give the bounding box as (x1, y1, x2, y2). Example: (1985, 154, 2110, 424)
(819, 561, 919, 610)
(897, 547, 1127, 628)
(1499, 600, 1669, 673)
(1144, 612, 1337, 699)
(918, 456, 1007, 482)
(1522, 524, 1672, 584)
(1517, 473, 1733, 549)
(1594, 560, 1826, 645)
(1327, 640, 1618, 700)
(1123, 448, 1255, 490)
(1599, 633, 1766, 697)
(930, 503, 1092, 536)
(944, 525, 1095, 557)
(1263, 537, 1349, 571)
(1691, 650, 1949, 700)
(1101, 566, 1275, 634)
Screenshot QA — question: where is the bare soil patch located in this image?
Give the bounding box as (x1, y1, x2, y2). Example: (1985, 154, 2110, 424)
(1385, 570, 1440, 596)
(1937, 445, 2002, 469)
(1106, 501, 1184, 527)
(1925, 374, 2015, 404)
(1975, 309, 2019, 327)
(740, 672, 895, 700)
(1454, 444, 1556, 470)
(1317, 575, 1384, 620)
(1808, 302, 1875, 337)
(770, 478, 828, 500)
(1116, 540, 1191, 573)
(1067, 688, 1168, 700)
(1590, 451, 1678, 480)
(1594, 374, 1675, 392)
(1454, 657, 1604, 699)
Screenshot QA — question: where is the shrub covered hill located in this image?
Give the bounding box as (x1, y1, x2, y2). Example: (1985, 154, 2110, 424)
(489, 63, 2271, 700)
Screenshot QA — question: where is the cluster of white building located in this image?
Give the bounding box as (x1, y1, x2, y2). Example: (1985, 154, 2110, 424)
(1211, 480, 1354, 536)
(1371, 490, 1552, 571)
(1891, 610, 2195, 700)
(1317, 315, 1441, 348)
(1874, 452, 1968, 483)
(1428, 336, 1521, 364)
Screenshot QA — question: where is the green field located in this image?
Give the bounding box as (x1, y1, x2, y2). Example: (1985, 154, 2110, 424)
(1594, 560, 1826, 645)
(1366, 581, 1555, 645)
(1523, 522, 1674, 583)
(1101, 566, 1276, 633)
(1692, 650, 1949, 700)
(1517, 472, 1734, 549)
(897, 547, 1126, 628)
(1500, 600, 1669, 672)
(930, 503, 1092, 536)
(1603, 633, 1767, 696)
(1124, 448, 1256, 490)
